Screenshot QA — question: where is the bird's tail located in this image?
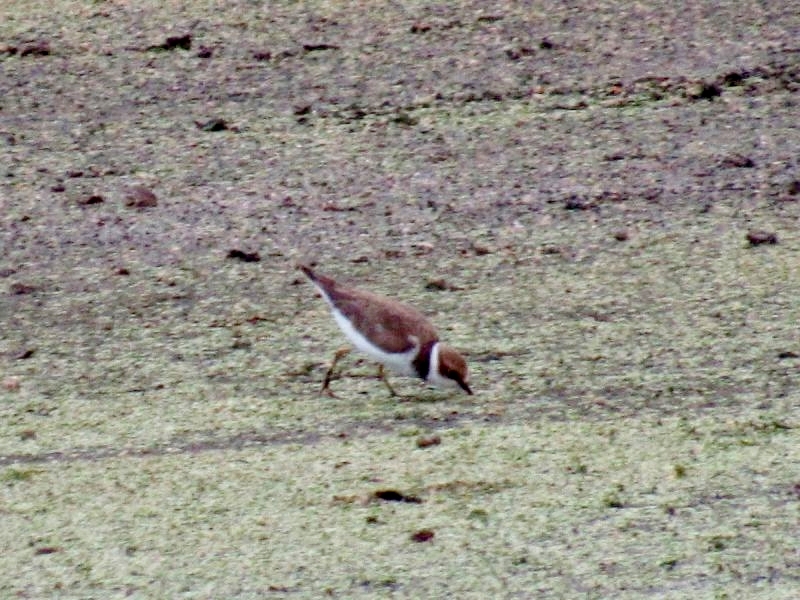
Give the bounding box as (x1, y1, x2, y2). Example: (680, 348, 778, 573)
(297, 263, 318, 282)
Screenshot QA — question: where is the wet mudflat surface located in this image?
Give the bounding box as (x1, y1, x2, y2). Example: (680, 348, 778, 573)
(1, 2, 799, 598)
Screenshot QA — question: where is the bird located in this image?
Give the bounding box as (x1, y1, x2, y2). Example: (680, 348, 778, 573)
(298, 264, 472, 397)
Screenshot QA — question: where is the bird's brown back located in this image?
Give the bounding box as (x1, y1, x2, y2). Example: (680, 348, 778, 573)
(300, 265, 439, 353)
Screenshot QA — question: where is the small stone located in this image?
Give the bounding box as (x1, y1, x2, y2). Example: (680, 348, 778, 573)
(541, 244, 565, 255)
(413, 242, 435, 255)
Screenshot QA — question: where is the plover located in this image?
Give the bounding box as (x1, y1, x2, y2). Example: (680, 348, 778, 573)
(299, 264, 472, 396)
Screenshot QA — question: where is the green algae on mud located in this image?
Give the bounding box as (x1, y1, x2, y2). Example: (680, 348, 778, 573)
(1, 414, 797, 598)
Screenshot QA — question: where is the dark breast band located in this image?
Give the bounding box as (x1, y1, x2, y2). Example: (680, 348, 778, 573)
(412, 339, 436, 381)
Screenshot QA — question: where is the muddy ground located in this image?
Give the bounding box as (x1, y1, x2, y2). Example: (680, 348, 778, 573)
(1, 1, 799, 598)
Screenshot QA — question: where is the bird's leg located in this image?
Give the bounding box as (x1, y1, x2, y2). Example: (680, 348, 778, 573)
(377, 364, 397, 397)
(321, 347, 351, 397)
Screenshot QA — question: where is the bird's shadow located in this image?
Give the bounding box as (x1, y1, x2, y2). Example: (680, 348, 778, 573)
(394, 388, 465, 403)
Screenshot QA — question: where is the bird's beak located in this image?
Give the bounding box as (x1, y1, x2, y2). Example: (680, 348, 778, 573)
(459, 380, 473, 395)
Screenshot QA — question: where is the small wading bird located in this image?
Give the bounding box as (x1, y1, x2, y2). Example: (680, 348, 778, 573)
(298, 264, 472, 396)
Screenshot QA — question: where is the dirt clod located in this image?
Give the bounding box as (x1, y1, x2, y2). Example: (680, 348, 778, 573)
(3, 377, 21, 391)
(721, 154, 755, 168)
(471, 242, 491, 256)
(564, 196, 593, 210)
(150, 33, 192, 51)
(505, 46, 535, 60)
(124, 186, 158, 208)
(416, 435, 441, 448)
(721, 70, 747, 86)
(410, 529, 435, 543)
(372, 490, 422, 503)
(10, 282, 36, 295)
(78, 194, 104, 206)
(195, 118, 230, 132)
(14, 348, 35, 360)
(302, 43, 339, 53)
(227, 249, 261, 263)
(425, 278, 453, 291)
(19, 41, 51, 57)
(746, 230, 778, 246)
